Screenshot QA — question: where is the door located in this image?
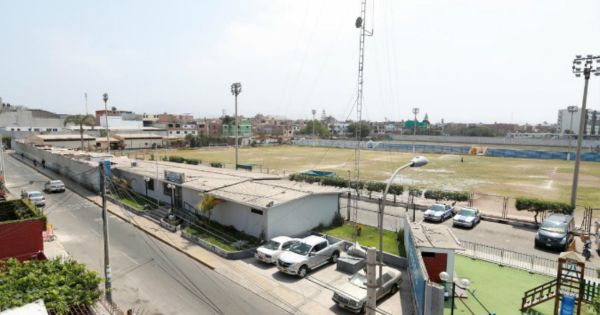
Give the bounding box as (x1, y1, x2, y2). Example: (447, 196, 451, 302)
(309, 242, 328, 268)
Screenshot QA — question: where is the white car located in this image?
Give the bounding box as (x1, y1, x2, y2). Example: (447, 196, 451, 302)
(255, 236, 299, 264)
(23, 191, 46, 207)
(332, 266, 402, 313)
(277, 235, 342, 278)
(453, 207, 481, 228)
(423, 204, 454, 222)
(44, 180, 65, 193)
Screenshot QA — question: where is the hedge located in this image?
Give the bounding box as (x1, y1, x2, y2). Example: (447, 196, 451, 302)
(210, 162, 223, 168)
(424, 190, 469, 202)
(288, 173, 403, 196)
(168, 156, 185, 163)
(184, 158, 201, 165)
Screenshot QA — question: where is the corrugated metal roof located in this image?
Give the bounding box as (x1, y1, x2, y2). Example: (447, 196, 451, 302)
(35, 134, 95, 140)
(411, 223, 463, 251)
(114, 133, 163, 139)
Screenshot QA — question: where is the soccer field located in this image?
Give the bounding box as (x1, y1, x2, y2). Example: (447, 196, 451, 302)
(149, 145, 600, 207)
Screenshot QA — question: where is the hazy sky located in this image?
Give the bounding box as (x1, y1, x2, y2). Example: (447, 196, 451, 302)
(1, 0, 599, 124)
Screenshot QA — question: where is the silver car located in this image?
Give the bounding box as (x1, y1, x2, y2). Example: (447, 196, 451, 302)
(453, 207, 481, 228)
(332, 267, 402, 313)
(25, 191, 46, 207)
(423, 204, 454, 222)
(44, 180, 65, 193)
(277, 235, 342, 278)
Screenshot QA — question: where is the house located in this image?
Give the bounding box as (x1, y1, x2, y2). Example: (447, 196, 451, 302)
(114, 133, 164, 149)
(25, 134, 96, 150)
(112, 160, 344, 239)
(223, 121, 252, 137)
(0, 199, 46, 261)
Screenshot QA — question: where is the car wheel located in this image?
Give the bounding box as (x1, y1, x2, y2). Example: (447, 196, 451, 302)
(298, 265, 308, 278)
(390, 283, 399, 295)
(330, 251, 339, 263)
(360, 303, 366, 314)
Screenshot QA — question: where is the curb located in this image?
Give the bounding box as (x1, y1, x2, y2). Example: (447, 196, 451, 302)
(9, 153, 216, 270)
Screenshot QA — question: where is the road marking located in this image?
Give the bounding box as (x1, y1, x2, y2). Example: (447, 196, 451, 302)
(122, 252, 139, 264)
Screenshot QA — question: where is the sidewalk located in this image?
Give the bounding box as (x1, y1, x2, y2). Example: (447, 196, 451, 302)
(10, 154, 334, 315)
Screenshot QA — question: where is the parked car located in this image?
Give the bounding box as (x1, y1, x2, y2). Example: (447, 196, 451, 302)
(255, 236, 299, 264)
(452, 208, 481, 228)
(23, 191, 46, 207)
(277, 235, 342, 278)
(332, 266, 402, 313)
(535, 214, 575, 251)
(44, 180, 65, 193)
(423, 204, 454, 222)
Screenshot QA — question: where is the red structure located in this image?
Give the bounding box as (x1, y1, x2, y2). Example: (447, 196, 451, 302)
(0, 200, 45, 261)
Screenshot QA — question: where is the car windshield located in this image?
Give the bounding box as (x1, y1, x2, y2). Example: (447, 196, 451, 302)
(263, 240, 281, 250)
(458, 209, 476, 217)
(431, 205, 445, 212)
(29, 192, 43, 198)
(51, 180, 63, 184)
(541, 220, 567, 234)
(349, 272, 367, 289)
(289, 242, 311, 256)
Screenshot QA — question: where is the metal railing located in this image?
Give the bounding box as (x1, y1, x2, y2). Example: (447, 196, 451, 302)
(458, 239, 599, 280)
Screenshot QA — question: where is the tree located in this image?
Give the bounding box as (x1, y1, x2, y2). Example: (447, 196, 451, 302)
(347, 122, 371, 139)
(199, 194, 222, 223)
(515, 197, 574, 225)
(0, 258, 101, 314)
(299, 120, 329, 138)
(221, 115, 234, 125)
(63, 115, 96, 150)
(423, 190, 469, 204)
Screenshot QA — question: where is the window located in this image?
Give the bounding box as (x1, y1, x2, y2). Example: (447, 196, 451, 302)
(381, 273, 393, 284)
(147, 179, 155, 191)
(52, 128, 58, 131)
(282, 241, 295, 250)
(251, 208, 263, 215)
(313, 242, 327, 252)
(176, 131, 180, 134)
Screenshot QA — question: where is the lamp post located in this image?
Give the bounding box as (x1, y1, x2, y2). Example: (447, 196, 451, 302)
(439, 272, 471, 315)
(377, 156, 428, 284)
(412, 107, 420, 153)
(570, 54, 600, 208)
(231, 83, 242, 168)
(167, 183, 175, 215)
(144, 176, 150, 198)
(102, 93, 110, 154)
(567, 105, 578, 160)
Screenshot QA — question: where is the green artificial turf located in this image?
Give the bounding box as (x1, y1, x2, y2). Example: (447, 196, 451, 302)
(317, 223, 405, 257)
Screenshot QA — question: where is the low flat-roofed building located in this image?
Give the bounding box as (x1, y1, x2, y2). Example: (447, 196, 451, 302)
(112, 160, 344, 239)
(25, 134, 96, 150)
(114, 133, 164, 149)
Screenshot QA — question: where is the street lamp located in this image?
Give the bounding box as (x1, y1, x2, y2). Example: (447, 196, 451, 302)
(439, 272, 471, 315)
(567, 105, 578, 160)
(166, 183, 175, 215)
(377, 156, 428, 284)
(102, 93, 110, 154)
(570, 54, 600, 208)
(143, 176, 150, 198)
(412, 107, 420, 153)
(231, 82, 242, 168)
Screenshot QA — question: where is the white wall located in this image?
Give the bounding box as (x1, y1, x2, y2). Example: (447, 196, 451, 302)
(122, 138, 163, 149)
(266, 194, 339, 239)
(211, 202, 267, 238)
(99, 115, 143, 129)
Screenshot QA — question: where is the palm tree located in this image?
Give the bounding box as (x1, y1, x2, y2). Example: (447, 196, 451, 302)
(63, 115, 96, 150)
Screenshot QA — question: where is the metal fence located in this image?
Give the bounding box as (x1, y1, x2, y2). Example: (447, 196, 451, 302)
(458, 239, 599, 280)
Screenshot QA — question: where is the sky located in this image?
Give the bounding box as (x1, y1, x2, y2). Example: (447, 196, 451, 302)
(1, 0, 599, 124)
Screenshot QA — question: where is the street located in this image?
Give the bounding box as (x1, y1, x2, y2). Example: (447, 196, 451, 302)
(4, 154, 290, 315)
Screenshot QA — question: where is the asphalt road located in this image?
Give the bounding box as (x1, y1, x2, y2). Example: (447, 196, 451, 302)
(340, 198, 600, 267)
(4, 154, 289, 315)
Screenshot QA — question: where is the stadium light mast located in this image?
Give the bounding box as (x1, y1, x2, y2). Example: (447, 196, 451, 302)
(567, 105, 578, 160)
(102, 93, 110, 154)
(570, 54, 600, 208)
(311, 109, 317, 138)
(231, 82, 242, 168)
(412, 107, 420, 153)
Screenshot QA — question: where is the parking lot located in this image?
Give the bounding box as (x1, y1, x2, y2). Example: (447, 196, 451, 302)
(239, 253, 410, 315)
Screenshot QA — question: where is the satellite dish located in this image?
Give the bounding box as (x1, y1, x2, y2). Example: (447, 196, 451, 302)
(355, 17, 363, 28)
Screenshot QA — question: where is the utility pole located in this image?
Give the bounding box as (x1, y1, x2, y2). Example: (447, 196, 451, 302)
(84, 92, 89, 116)
(103, 93, 110, 154)
(366, 247, 377, 315)
(571, 54, 599, 208)
(231, 83, 242, 168)
(99, 161, 113, 303)
(0, 141, 6, 181)
(412, 107, 419, 153)
(567, 105, 578, 160)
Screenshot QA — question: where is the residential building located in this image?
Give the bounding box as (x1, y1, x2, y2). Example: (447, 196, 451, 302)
(223, 121, 252, 137)
(158, 113, 194, 123)
(114, 133, 164, 149)
(163, 122, 198, 139)
(207, 119, 223, 137)
(331, 122, 350, 136)
(557, 107, 600, 136)
(113, 160, 344, 239)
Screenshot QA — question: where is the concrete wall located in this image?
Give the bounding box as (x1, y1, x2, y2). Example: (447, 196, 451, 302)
(0, 110, 63, 128)
(390, 134, 600, 148)
(15, 142, 101, 192)
(211, 201, 267, 238)
(267, 194, 339, 239)
(40, 139, 96, 150)
(121, 138, 164, 149)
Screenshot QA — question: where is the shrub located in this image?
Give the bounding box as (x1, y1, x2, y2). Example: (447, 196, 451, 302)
(185, 158, 200, 165)
(331, 212, 345, 227)
(168, 155, 185, 163)
(210, 162, 223, 168)
(321, 176, 349, 188)
(161, 155, 168, 161)
(515, 197, 574, 225)
(149, 154, 155, 161)
(424, 190, 469, 203)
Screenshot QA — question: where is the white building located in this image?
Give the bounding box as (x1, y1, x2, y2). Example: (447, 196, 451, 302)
(0, 107, 65, 139)
(557, 107, 600, 136)
(114, 133, 164, 149)
(25, 134, 96, 149)
(98, 115, 143, 129)
(113, 161, 344, 239)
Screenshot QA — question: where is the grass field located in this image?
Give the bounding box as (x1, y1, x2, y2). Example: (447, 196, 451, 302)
(144, 145, 600, 206)
(447, 255, 594, 315)
(316, 223, 405, 257)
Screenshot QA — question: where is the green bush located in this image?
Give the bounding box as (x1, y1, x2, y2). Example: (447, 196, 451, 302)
(320, 176, 349, 188)
(168, 156, 185, 163)
(330, 212, 345, 227)
(210, 162, 223, 168)
(161, 155, 168, 161)
(388, 184, 404, 196)
(424, 190, 469, 202)
(184, 158, 200, 165)
(515, 197, 574, 224)
(149, 154, 155, 161)
(365, 181, 386, 193)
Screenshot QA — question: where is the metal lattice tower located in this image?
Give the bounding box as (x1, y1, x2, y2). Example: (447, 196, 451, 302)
(353, 0, 373, 223)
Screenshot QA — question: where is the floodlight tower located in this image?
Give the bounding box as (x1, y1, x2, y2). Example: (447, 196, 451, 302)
(231, 82, 242, 168)
(570, 55, 600, 208)
(312, 109, 317, 138)
(567, 105, 578, 160)
(102, 93, 110, 154)
(412, 107, 420, 152)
